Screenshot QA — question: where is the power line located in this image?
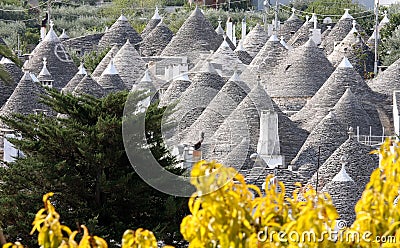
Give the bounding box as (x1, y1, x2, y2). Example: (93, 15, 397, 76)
(279, 2, 373, 18)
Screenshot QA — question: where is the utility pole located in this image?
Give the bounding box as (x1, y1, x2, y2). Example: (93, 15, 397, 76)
(274, 0, 279, 34)
(374, 0, 380, 76)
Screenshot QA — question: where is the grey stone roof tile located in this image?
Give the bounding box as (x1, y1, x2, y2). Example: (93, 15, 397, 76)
(182, 71, 250, 144)
(97, 15, 142, 49)
(92, 45, 120, 79)
(308, 135, 378, 193)
(320, 11, 364, 55)
(23, 26, 78, 90)
(368, 57, 400, 97)
(1, 72, 48, 116)
(288, 20, 327, 47)
(140, 21, 174, 57)
(292, 111, 348, 179)
(240, 35, 287, 88)
(328, 26, 374, 76)
(291, 57, 382, 132)
(164, 64, 226, 143)
(210, 82, 274, 153)
(159, 73, 192, 107)
(242, 24, 269, 58)
(72, 74, 105, 98)
(97, 60, 126, 94)
(266, 38, 334, 110)
(62, 63, 87, 94)
(161, 6, 222, 66)
(114, 40, 147, 88)
(278, 11, 304, 42)
(209, 39, 246, 77)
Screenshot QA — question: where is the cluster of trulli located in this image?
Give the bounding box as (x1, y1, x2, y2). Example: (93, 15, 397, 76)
(1, 5, 400, 226)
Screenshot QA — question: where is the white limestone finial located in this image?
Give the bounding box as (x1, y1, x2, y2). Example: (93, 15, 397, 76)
(221, 36, 230, 47)
(39, 57, 51, 76)
(152, 7, 161, 20)
(234, 40, 244, 51)
(103, 58, 118, 75)
(141, 70, 152, 82)
(338, 57, 353, 68)
(341, 9, 354, 20)
(269, 34, 279, 42)
(22, 71, 33, 81)
(118, 14, 128, 21)
(348, 126, 354, 139)
(351, 20, 357, 33)
(78, 63, 87, 75)
(332, 155, 353, 182)
(229, 70, 241, 82)
(43, 20, 60, 42)
(0, 57, 13, 64)
(381, 11, 390, 25)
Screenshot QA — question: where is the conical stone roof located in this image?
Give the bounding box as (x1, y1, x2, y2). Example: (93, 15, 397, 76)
(240, 34, 287, 88)
(328, 24, 374, 76)
(164, 63, 226, 143)
(182, 71, 250, 144)
(97, 59, 126, 94)
(242, 24, 269, 58)
(62, 63, 87, 94)
(159, 73, 192, 107)
(1, 72, 48, 116)
(72, 74, 105, 98)
(23, 25, 77, 90)
(368, 57, 400, 97)
(0, 57, 23, 82)
(97, 15, 142, 49)
(210, 82, 274, 153)
(141, 7, 162, 38)
(209, 39, 246, 77)
(320, 10, 363, 55)
(291, 58, 381, 132)
(292, 112, 348, 180)
(113, 40, 146, 88)
(92, 45, 120, 79)
(308, 132, 378, 192)
(321, 168, 361, 224)
(140, 21, 174, 57)
(221, 138, 255, 173)
(288, 18, 327, 47)
(278, 10, 304, 42)
(131, 69, 157, 94)
(161, 6, 222, 66)
(0, 60, 20, 106)
(332, 88, 381, 135)
(246, 166, 307, 198)
(266, 38, 334, 111)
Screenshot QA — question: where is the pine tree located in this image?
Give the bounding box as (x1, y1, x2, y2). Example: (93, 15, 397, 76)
(0, 89, 188, 247)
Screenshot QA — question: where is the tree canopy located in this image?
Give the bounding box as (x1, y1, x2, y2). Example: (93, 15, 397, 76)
(0, 90, 188, 247)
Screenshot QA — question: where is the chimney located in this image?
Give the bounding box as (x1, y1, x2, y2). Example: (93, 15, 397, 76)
(241, 17, 246, 40)
(232, 23, 237, 46)
(257, 110, 284, 168)
(226, 17, 233, 42)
